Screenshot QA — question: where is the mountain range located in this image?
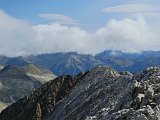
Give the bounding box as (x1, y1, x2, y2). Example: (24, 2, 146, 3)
(1, 50, 160, 75)
(1, 66, 160, 120)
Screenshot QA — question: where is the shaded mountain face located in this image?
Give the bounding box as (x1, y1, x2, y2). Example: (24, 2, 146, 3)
(2, 66, 160, 120)
(0, 64, 56, 112)
(2, 50, 160, 75)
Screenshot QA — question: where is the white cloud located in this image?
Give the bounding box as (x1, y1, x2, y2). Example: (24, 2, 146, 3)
(0, 10, 35, 56)
(32, 23, 89, 53)
(39, 13, 78, 25)
(92, 16, 159, 53)
(0, 9, 160, 56)
(103, 4, 160, 13)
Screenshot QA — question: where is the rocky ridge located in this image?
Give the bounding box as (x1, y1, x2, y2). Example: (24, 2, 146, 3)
(1, 66, 160, 120)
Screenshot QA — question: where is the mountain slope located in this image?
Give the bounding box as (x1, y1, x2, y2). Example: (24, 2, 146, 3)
(23, 64, 56, 83)
(0, 64, 56, 112)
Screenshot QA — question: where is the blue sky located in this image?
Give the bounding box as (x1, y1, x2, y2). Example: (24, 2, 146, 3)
(0, 0, 110, 25)
(1, 0, 159, 26)
(0, 0, 160, 56)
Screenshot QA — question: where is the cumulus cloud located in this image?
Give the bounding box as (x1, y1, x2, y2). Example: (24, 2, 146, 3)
(92, 16, 159, 53)
(39, 13, 78, 25)
(32, 23, 89, 53)
(0, 9, 160, 56)
(103, 4, 160, 13)
(32, 16, 160, 54)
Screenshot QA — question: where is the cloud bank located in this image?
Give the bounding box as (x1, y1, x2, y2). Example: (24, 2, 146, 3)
(0, 9, 160, 57)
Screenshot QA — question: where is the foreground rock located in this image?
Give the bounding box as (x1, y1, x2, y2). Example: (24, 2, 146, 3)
(2, 66, 160, 120)
(88, 66, 160, 120)
(0, 64, 56, 112)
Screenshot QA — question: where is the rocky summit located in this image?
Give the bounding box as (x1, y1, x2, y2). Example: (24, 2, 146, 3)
(1, 66, 160, 120)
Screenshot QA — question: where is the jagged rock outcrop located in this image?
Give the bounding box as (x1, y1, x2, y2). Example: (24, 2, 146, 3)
(0, 64, 56, 112)
(2, 66, 160, 120)
(88, 66, 160, 120)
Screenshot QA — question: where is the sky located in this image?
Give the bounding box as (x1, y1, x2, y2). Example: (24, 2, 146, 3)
(0, 0, 160, 56)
